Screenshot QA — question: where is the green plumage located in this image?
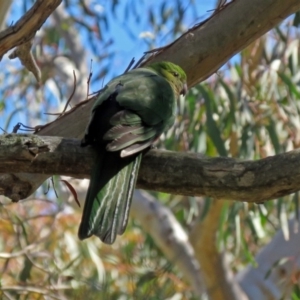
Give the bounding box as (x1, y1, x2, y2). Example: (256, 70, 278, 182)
(78, 61, 187, 244)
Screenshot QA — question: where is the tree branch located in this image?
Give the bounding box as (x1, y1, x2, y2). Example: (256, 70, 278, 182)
(143, 0, 300, 86)
(132, 190, 203, 296)
(1, 134, 300, 203)
(236, 220, 300, 299)
(190, 201, 248, 300)
(0, 0, 62, 59)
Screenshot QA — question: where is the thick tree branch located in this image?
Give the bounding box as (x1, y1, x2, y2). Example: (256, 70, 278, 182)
(143, 0, 300, 86)
(0, 0, 62, 59)
(1, 134, 300, 203)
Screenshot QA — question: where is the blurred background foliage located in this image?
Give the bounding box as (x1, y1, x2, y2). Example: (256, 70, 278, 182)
(0, 0, 300, 299)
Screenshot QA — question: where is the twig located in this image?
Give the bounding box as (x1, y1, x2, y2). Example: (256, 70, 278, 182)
(0, 285, 70, 299)
(44, 70, 77, 118)
(133, 53, 148, 69)
(0, 244, 37, 259)
(51, 176, 59, 198)
(2, 291, 15, 300)
(44, 177, 58, 198)
(12, 122, 36, 133)
(59, 70, 77, 116)
(86, 59, 93, 99)
(123, 58, 135, 73)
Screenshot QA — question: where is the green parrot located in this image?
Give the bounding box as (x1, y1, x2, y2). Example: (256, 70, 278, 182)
(78, 61, 187, 244)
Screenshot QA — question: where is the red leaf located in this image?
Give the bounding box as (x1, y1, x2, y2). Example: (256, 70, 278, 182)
(60, 180, 81, 208)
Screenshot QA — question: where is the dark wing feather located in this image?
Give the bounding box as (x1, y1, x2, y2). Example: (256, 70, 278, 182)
(120, 139, 155, 157)
(103, 124, 142, 140)
(105, 123, 161, 152)
(110, 110, 143, 125)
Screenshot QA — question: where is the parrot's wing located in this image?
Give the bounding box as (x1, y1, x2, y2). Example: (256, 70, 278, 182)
(89, 68, 176, 157)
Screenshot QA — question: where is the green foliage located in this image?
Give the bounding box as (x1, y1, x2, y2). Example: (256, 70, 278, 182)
(1, 0, 300, 299)
(160, 20, 300, 290)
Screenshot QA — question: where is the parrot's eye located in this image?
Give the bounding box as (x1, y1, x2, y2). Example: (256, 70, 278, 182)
(173, 72, 179, 77)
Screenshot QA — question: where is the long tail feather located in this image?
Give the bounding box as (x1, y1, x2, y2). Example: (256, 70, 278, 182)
(78, 148, 142, 244)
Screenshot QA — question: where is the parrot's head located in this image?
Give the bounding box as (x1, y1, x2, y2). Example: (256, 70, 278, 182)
(148, 61, 187, 97)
